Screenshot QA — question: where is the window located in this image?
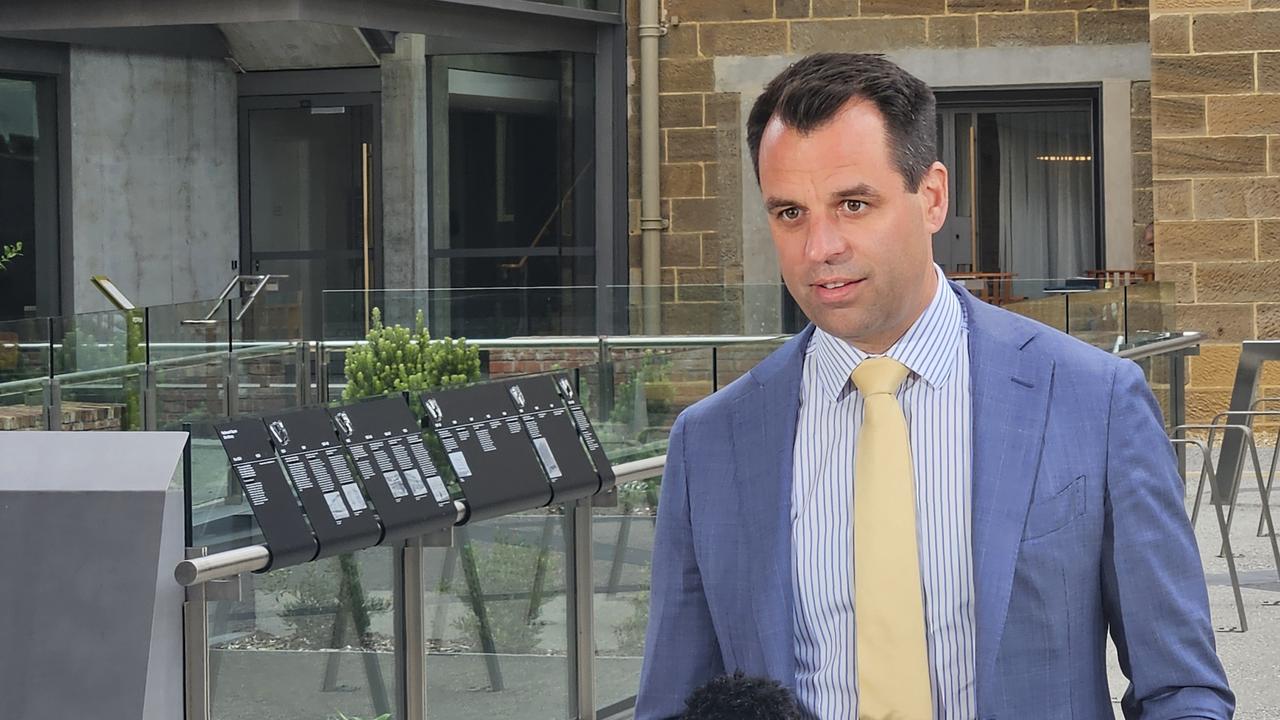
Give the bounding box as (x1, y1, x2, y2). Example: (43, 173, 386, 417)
(934, 88, 1101, 280)
(0, 72, 59, 320)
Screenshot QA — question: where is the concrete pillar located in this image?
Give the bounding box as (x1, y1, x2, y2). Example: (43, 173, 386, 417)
(69, 46, 238, 312)
(381, 33, 431, 292)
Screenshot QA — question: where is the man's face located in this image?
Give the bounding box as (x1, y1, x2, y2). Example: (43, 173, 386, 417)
(757, 99, 948, 353)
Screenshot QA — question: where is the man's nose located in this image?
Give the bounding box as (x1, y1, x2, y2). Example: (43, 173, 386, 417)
(804, 213, 848, 264)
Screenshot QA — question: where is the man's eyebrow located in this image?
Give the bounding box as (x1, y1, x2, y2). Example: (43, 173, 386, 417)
(831, 184, 881, 201)
(764, 196, 801, 211)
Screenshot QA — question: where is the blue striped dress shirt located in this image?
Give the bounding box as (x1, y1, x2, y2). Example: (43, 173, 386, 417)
(791, 265, 976, 719)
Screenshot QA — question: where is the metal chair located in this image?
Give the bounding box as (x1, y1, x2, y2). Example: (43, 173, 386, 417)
(1170, 436, 1247, 631)
(1201, 410, 1280, 538)
(1173, 422, 1280, 615)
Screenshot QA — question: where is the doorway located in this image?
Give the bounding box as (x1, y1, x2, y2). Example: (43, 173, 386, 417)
(427, 52, 597, 339)
(240, 93, 380, 339)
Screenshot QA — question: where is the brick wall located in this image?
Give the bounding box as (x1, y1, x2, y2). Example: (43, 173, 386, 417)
(1149, 1, 1280, 431)
(627, 0, 1151, 334)
(0, 403, 124, 431)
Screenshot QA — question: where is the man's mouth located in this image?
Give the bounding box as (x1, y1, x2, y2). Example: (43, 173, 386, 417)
(811, 277, 865, 302)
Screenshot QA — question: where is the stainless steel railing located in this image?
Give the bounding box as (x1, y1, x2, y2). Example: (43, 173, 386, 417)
(175, 455, 666, 588)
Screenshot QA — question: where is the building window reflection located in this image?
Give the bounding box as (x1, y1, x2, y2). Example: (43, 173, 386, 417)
(0, 73, 59, 320)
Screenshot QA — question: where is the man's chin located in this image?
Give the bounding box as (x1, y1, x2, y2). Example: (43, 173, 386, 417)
(806, 313, 869, 343)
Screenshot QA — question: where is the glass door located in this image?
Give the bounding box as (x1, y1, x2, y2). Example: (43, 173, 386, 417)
(241, 94, 380, 340)
(427, 52, 596, 339)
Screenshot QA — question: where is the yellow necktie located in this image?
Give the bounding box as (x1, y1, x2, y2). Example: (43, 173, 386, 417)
(851, 357, 933, 720)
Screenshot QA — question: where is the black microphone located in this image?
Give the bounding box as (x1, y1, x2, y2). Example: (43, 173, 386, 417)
(681, 670, 804, 720)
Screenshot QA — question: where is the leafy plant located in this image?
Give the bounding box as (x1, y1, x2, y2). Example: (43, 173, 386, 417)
(0, 241, 21, 272)
(342, 307, 481, 402)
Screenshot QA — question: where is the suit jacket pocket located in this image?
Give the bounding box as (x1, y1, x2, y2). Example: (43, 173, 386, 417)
(1022, 475, 1086, 541)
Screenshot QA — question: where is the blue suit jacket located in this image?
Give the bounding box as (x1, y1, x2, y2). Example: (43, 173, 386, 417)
(636, 282, 1233, 719)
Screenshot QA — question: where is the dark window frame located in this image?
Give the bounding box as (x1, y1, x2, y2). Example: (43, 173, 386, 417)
(935, 86, 1105, 274)
(0, 38, 68, 319)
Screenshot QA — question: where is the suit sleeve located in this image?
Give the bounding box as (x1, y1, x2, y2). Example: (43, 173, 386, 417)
(634, 412, 725, 720)
(1101, 360, 1235, 719)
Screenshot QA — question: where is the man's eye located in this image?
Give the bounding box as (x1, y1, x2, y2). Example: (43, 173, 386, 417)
(843, 199, 866, 213)
(779, 207, 801, 221)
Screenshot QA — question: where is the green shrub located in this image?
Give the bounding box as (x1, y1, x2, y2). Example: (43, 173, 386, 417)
(342, 307, 481, 402)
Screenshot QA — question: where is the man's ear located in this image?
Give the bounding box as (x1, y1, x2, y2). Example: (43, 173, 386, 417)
(918, 161, 949, 234)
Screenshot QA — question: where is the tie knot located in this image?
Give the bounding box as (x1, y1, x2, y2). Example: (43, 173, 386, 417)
(851, 356, 910, 397)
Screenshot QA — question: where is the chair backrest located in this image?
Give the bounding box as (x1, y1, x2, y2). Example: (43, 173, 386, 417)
(1084, 269, 1155, 288)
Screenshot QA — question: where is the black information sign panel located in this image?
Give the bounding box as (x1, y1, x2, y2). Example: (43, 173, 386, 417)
(215, 419, 318, 570)
(553, 373, 616, 492)
(329, 396, 457, 542)
(262, 409, 383, 559)
(421, 383, 553, 523)
(504, 375, 600, 503)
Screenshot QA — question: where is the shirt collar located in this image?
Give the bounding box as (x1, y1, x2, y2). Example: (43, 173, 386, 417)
(809, 264, 966, 401)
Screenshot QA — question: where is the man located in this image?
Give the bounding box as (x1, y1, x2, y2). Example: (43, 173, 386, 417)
(635, 53, 1232, 719)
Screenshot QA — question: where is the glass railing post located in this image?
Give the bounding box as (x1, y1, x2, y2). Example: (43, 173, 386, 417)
(141, 364, 156, 431)
(568, 497, 597, 720)
(42, 376, 57, 430)
(1171, 349, 1188, 470)
(46, 316, 56, 378)
(1122, 284, 1131, 345)
(183, 547, 210, 720)
(598, 336, 614, 420)
(712, 345, 720, 393)
(395, 537, 427, 720)
(295, 342, 309, 406)
(225, 352, 238, 418)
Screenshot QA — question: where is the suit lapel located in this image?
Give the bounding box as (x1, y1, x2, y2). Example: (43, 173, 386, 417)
(963, 289, 1055, 698)
(731, 326, 811, 687)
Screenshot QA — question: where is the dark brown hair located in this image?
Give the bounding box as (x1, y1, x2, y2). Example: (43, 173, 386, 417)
(746, 52, 937, 191)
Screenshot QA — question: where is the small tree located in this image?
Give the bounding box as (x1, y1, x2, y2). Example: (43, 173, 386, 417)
(342, 307, 480, 402)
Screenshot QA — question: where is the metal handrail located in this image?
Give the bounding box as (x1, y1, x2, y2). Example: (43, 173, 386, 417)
(180, 276, 241, 325)
(319, 334, 790, 351)
(174, 454, 669, 587)
(1, 335, 786, 359)
(180, 274, 288, 325)
(2, 329, 1194, 358)
(0, 342, 301, 394)
(1116, 331, 1203, 361)
(2, 328, 1196, 397)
